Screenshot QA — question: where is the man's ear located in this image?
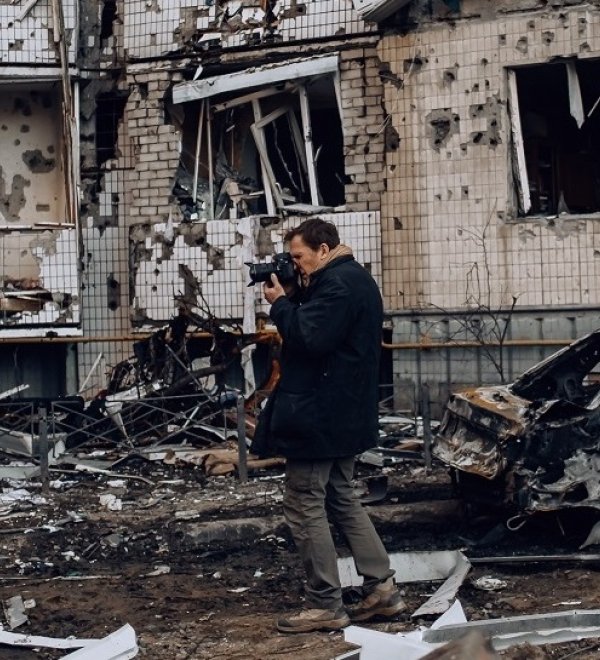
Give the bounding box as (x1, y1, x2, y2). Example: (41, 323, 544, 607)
(319, 243, 330, 258)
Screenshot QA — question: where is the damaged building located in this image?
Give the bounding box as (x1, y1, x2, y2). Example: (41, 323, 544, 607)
(1, 0, 600, 410)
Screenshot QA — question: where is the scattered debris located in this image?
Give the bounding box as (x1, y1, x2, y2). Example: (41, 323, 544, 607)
(423, 608, 600, 651)
(471, 576, 507, 592)
(3, 594, 29, 629)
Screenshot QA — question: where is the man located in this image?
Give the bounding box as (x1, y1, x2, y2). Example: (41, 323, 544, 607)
(252, 218, 406, 634)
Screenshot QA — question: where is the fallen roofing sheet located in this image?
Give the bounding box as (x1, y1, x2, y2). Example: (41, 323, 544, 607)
(343, 602, 600, 658)
(423, 609, 600, 651)
(0, 623, 137, 658)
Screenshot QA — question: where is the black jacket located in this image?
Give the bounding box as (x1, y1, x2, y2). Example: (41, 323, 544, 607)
(251, 255, 383, 460)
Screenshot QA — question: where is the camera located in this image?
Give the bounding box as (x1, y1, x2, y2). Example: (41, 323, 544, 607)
(246, 252, 296, 287)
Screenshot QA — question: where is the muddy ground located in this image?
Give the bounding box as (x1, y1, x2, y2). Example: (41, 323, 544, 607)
(1, 457, 600, 659)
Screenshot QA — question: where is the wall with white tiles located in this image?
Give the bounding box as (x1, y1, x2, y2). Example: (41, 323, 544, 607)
(0, 0, 77, 65)
(379, 4, 600, 312)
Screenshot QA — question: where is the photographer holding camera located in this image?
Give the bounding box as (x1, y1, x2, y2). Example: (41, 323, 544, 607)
(251, 218, 405, 633)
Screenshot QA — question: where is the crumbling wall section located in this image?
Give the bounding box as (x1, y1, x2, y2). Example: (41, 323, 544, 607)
(340, 47, 388, 213)
(123, 0, 374, 58)
(0, 0, 77, 65)
(124, 71, 182, 227)
(379, 4, 600, 312)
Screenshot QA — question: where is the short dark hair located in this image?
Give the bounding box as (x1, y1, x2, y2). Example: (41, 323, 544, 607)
(284, 218, 340, 250)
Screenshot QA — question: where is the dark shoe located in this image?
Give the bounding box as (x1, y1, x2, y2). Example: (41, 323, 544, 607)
(347, 578, 407, 622)
(277, 607, 350, 633)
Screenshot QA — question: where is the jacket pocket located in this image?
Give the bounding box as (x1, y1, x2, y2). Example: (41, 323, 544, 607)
(270, 389, 320, 440)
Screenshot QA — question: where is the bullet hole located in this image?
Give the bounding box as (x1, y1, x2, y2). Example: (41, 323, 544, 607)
(152, 285, 158, 292)
(443, 68, 457, 85)
(516, 37, 528, 54)
(36, 204, 50, 212)
(403, 57, 425, 74)
(47, 145, 55, 154)
(22, 150, 56, 173)
(542, 31, 555, 45)
(462, 186, 469, 198)
(434, 194, 442, 201)
(1, 125, 6, 131)
(20, 125, 30, 133)
(154, 268, 160, 276)
(14, 140, 20, 146)
(460, 143, 468, 153)
(499, 35, 506, 45)
(528, 20, 535, 29)
(394, 217, 403, 230)
(481, 58, 488, 66)
(21, 250, 27, 257)
(138, 83, 149, 99)
(485, 80, 490, 89)
(8, 40, 24, 51)
(470, 104, 485, 118)
(580, 42, 591, 53)
(426, 109, 460, 151)
(472, 83, 480, 92)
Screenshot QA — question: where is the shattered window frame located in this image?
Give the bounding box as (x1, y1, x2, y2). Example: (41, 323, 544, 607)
(172, 55, 346, 221)
(508, 59, 600, 219)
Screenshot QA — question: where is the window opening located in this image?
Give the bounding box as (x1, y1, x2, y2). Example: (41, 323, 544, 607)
(510, 60, 600, 217)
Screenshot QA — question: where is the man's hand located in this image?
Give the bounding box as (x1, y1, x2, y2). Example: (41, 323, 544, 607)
(263, 273, 286, 304)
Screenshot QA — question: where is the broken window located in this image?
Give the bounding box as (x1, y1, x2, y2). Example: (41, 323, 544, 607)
(173, 55, 345, 220)
(508, 60, 600, 217)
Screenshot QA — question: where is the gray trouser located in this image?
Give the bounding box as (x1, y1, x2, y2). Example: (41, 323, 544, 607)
(283, 456, 393, 610)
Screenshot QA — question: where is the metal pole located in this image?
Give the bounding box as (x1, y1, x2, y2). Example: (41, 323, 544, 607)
(236, 394, 248, 483)
(421, 384, 432, 473)
(38, 405, 50, 495)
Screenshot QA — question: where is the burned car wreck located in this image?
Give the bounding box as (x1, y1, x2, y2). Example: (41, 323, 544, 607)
(433, 329, 600, 515)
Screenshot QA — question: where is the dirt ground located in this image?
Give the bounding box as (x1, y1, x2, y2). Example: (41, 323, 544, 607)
(1, 457, 600, 659)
